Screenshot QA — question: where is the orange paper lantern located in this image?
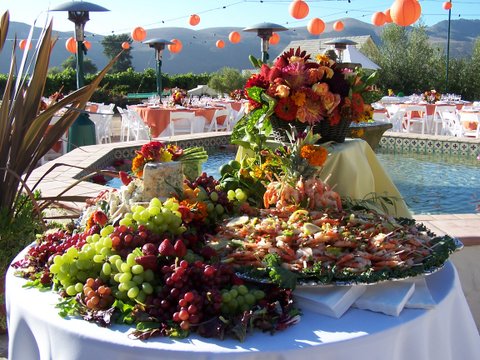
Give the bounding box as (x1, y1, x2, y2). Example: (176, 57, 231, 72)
(289, 0, 309, 20)
(333, 20, 344, 32)
(216, 40, 225, 49)
(443, 1, 452, 10)
(65, 37, 77, 54)
(390, 0, 422, 27)
(189, 14, 200, 26)
(168, 39, 183, 53)
(19, 39, 31, 50)
(307, 18, 325, 35)
(121, 42, 130, 50)
(269, 32, 280, 45)
(371, 12, 387, 26)
(83, 40, 91, 50)
(384, 9, 393, 23)
(131, 27, 146, 42)
(228, 31, 241, 44)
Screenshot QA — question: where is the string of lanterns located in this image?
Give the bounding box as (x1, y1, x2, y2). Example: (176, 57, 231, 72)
(26, 0, 443, 55)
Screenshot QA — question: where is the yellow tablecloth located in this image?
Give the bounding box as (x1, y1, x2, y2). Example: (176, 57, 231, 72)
(237, 138, 411, 218)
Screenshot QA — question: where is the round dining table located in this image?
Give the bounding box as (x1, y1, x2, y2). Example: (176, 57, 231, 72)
(133, 105, 227, 137)
(6, 254, 480, 359)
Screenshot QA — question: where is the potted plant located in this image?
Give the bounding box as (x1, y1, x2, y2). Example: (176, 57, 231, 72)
(0, 11, 118, 332)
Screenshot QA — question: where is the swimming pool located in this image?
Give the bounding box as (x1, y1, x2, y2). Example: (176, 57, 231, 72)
(202, 148, 479, 215)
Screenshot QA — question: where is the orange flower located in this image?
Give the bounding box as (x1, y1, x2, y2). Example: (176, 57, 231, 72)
(300, 145, 328, 167)
(132, 154, 146, 177)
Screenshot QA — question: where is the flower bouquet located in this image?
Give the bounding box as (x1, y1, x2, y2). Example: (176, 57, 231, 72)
(231, 47, 376, 145)
(423, 89, 441, 104)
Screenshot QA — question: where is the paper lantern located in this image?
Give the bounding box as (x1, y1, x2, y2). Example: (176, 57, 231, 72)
(83, 40, 91, 50)
(189, 14, 200, 26)
(228, 31, 241, 44)
(269, 32, 280, 45)
(289, 0, 309, 20)
(333, 20, 344, 32)
(384, 9, 393, 23)
(390, 0, 422, 27)
(307, 18, 325, 35)
(371, 12, 387, 26)
(443, 1, 452, 10)
(65, 37, 77, 54)
(168, 39, 183, 53)
(131, 27, 146, 42)
(121, 42, 130, 50)
(19, 39, 31, 51)
(216, 40, 225, 49)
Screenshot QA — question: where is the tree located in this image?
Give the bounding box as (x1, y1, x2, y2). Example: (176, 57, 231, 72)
(364, 23, 443, 95)
(101, 34, 133, 72)
(61, 55, 98, 74)
(208, 67, 247, 95)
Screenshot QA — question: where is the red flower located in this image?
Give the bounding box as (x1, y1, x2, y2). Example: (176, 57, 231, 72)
(274, 97, 298, 121)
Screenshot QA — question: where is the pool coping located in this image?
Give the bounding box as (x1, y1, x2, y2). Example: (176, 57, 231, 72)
(29, 132, 480, 247)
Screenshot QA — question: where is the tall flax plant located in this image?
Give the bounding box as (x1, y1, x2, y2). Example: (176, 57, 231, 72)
(0, 11, 119, 223)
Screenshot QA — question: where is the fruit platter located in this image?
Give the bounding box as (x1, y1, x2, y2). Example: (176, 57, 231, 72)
(11, 139, 460, 343)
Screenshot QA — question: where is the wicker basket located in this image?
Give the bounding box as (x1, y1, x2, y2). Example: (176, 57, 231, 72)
(316, 118, 352, 143)
(269, 117, 313, 142)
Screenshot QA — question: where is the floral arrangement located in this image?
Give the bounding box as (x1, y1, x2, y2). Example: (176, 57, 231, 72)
(171, 87, 187, 105)
(229, 89, 245, 101)
(131, 141, 184, 178)
(423, 89, 441, 104)
(231, 47, 376, 145)
(220, 127, 329, 207)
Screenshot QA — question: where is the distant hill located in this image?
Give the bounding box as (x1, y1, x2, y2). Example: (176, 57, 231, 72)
(0, 18, 477, 75)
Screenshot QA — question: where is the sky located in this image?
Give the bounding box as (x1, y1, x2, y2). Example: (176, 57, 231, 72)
(0, 0, 478, 37)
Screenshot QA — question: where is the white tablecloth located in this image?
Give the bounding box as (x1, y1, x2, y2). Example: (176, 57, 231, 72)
(6, 256, 480, 360)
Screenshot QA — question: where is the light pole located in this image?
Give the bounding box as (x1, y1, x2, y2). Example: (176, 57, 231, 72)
(323, 38, 358, 64)
(243, 22, 288, 63)
(143, 38, 174, 98)
(445, 0, 453, 93)
(51, 1, 109, 152)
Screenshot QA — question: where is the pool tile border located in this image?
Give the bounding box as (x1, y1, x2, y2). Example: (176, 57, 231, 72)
(379, 132, 480, 157)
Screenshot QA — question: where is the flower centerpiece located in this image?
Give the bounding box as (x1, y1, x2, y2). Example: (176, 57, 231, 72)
(171, 87, 187, 106)
(231, 47, 376, 145)
(423, 89, 441, 104)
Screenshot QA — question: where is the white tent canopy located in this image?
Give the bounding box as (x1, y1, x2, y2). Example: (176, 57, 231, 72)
(342, 45, 380, 70)
(187, 85, 218, 96)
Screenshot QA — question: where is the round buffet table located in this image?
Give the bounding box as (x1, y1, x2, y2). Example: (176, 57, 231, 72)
(6, 258, 480, 360)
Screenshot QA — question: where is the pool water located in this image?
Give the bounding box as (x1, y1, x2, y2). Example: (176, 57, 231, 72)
(107, 147, 479, 215)
(202, 148, 479, 215)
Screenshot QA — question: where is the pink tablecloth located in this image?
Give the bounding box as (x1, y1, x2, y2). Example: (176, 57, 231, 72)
(134, 106, 225, 137)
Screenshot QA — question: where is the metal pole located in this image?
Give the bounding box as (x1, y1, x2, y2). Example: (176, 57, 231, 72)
(67, 40, 96, 151)
(156, 54, 163, 97)
(261, 37, 269, 63)
(445, 0, 452, 93)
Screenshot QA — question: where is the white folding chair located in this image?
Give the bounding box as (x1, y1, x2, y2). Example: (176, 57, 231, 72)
(434, 106, 456, 135)
(458, 111, 480, 139)
(442, 111, 463, 137)
(230, 104, 246, 128)
(403, 105, 427, 134)
(169, 111, 196, 136)
(126, 108, 151, 140)
(385, 105, 406, 132)
(206, 108, 230, 132)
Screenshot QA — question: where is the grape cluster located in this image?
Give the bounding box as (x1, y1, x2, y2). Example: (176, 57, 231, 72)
(119, 198, 185, 236)
(81, 277, 114, 310)
(13, 231, 87, 280)
(220, 284, 265, 315)
(185, 172, 233, 220)
(109, 253, 156, 304)
(108, 224, 161, 259)
(138, 260, 236, 330)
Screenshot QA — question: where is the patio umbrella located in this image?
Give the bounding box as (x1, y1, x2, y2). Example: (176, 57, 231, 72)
(343, 45, 380, 70)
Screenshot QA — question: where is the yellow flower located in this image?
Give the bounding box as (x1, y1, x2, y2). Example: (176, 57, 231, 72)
(291, 91, 306, 107)
(158, 149, 173, 162)
(275, 84, 290, 98)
